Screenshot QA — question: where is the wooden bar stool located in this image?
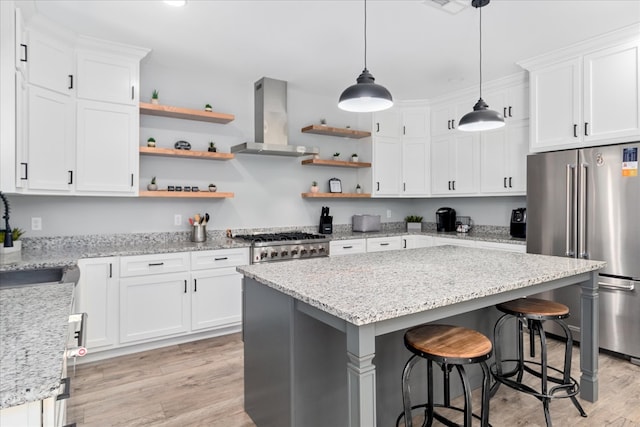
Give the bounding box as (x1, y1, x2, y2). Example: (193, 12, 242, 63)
(398, 324, 493, 427)
(491, 297, 587, 427)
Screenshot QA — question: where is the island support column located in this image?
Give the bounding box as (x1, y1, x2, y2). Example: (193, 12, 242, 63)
(346, 322, 377, 427)
(580, 271, 599, 401)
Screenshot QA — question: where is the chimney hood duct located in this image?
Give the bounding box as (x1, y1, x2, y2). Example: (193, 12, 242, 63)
(230, 77, 319, 157)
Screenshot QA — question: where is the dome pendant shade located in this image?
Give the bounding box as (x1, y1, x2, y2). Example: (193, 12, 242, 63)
(458, 98, 505, 131)
(338, 68, 393, 113)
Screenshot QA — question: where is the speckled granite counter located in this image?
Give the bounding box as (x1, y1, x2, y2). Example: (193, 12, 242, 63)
(240, 246, 605, 426)
(329, 229, 526, 246)
(0, 282, 75, 409)
(238, 245, 600, 326)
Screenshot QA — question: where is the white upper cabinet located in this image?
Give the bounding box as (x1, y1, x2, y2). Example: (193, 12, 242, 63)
(430, 99, 469, 136)
(372, 109, 401, 137)
(401, 107, 429, 138)
(430, 133, 478, 196)
(480, 121, 528, 194)
(76, 50, 138, 105)
(521, 25, 640, 152)
(483, 83, 529, 122)
(22, 27, 74, 95)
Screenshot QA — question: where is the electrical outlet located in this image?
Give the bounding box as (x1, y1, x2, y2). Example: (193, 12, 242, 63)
(386, 209, 392, 219)
(31, 217, 42, 231)
(174, 214, 182, 226)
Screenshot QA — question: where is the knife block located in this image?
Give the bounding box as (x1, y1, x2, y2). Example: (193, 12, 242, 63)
(319, 215, 333, 234)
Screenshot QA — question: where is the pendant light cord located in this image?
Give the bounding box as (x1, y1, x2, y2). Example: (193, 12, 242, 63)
(479, 4, 482, 99)
(364, 0, 368, 70)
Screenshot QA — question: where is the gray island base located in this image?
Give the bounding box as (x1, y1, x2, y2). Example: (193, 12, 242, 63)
(238, 246, 605, 427)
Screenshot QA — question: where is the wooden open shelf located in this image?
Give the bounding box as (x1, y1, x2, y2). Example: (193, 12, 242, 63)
(139, 146, 234, 160)
(139, 191, 234, 198)
(301, 158, 371, 168)
(140, 102, 235, 124)
(301, 124, 371, 139)
(301, 192, 371, 198)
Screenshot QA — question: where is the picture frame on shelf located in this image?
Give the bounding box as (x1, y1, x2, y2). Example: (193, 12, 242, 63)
(329, 178, 342, 193)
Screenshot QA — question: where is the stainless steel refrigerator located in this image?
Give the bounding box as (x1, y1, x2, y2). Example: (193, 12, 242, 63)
(527, 142, 640, 363)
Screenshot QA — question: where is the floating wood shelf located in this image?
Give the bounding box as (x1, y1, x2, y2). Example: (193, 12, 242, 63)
(139, 146, 234, 160)
(301, 125, 371, 139)
(301, 158, 371, 168)
(301, 192, 371, 198)
(140, 102, 235, 124)
(139, 191, 234, 198)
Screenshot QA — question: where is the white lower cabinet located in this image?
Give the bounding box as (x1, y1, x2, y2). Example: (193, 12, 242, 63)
(432, 237, 477, 248)
(330, 239, 367, 256)
(366, 236, 403, 252)
(476, 241, 526, 253)
(76, 257, 118, 350)
(402, 235, 434, 249)
(120, 271, 190, 343)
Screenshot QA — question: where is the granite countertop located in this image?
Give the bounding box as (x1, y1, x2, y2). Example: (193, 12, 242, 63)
(330, 230, 526, 245)
(0, 282, 75, 409)
(0, 238, 249, 272)
(237, 246, 605, 326)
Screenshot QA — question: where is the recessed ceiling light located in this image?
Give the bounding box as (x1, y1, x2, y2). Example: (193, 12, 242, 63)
(164, 0, 186, 7)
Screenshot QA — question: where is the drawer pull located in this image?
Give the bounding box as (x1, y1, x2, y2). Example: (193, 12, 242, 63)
(343, 245, 353, 249)
(148, 262, 164, 266)
(57, 377, 71, 401)
(380, 243, 390, 246)
(194, 278, 197, 292)
(184, 280, 187, 293)
(214, 257, 228, 261)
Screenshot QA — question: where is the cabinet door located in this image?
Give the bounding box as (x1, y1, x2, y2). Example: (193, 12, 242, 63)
(191, 268, 242, 331)
(432, 237, 477, 248)
(366, 236, 402, 252)
(530, 59, 581, 151)
(430, 104, 455, 136)
(76, 257, 118, 350)
(24, 28, 73, 95)
(506, 83, 529, 121)
(372, 136, 401, 195)
(330, 239, 366, 256)
(450, 134, 478, 194)
(120, 272, 190, 343)
(403, 235, 433, 249)
(583, 41, 640, 143)
(505, 122, 529, 193)
(430, 136, 453, 195)
(402, 137, 429, 195)
(77, 51, 138, 105)
(21, 85, 75, 192)
(480, 128, 509, 194)
(372, 109, 400, 137)
(476, 241, 526, 253)
(402, 107, 428, 137)
(76, 100, 137, 194)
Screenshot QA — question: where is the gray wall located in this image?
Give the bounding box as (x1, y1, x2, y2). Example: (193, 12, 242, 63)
(6, 62, 525, 237)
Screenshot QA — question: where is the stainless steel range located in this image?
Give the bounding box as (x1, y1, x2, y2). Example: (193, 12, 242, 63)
(234, 232, 330, 264)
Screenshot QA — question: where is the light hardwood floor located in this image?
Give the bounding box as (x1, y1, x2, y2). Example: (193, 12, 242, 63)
(68, 333, 640, 427)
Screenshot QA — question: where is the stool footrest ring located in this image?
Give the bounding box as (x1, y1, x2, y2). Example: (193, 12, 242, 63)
(491, 359, 581, 400)
(395, 403, 493, 427)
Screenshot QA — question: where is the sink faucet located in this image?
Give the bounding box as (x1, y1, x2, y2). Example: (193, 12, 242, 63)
(0, 192, 13, 248)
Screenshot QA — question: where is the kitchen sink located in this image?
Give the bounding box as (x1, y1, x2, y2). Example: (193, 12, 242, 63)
(0, 266, 79, 289)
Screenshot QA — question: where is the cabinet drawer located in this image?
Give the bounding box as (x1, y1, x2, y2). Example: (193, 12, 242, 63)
(330, 239, 366, 256)
(431, 237, 477, 248)
(367, 236, 403, 252)
(119, 252, 189, 277)
(190, 248, 250, 270)
(476, 241, 526, 253)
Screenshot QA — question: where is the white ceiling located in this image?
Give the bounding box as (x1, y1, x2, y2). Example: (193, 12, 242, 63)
(25, 0, 640, 101)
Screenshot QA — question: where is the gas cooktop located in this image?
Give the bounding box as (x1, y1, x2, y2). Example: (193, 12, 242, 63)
(234, 231, 330, 263)
(234, 232, 328, 244)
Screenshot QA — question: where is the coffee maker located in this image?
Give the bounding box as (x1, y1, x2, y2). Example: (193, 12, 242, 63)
(510, 208, 527, 238)
(436, 207, 457, 232)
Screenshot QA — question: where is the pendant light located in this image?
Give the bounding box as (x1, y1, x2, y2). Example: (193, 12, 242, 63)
(458, 0, 504, 131)
(338, 0, 393, 113)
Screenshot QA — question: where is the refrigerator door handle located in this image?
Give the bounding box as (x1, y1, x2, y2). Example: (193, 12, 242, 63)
(598, 277, 637, 291)
(565, 164, 575, 257)
(579, 162, 588, 259)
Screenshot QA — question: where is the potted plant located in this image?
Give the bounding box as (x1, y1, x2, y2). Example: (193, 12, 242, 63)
(320, 118, 327, 126)
(151, 89, 159, 105)
(147, 177, 158, 191)
(205, 104, 213, 112)
(355, 184, 362, 194)
(0, 228, 25, 254)
(208, 183, 217, 192)
(147, 137, 156, 148)
(208, 141, 216, 152)
(310, 181, 319, 193)
(405, 215, 423, 232)
(333, 152, 340, 161)
(351, 153, 359, 162)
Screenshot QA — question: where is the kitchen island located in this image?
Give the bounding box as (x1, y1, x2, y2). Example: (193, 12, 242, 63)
(237, 245, 605, 427)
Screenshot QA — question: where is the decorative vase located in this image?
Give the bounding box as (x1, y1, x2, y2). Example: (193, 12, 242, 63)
(333, 156, 340, 161)
(147, 184, 158, 191)
(356, 187, 362, 194)
(151, 98, 159, 105)
(208, 185, 217, 192)
(310, 186, 319, 193)
(147, 141, 156, 148)
(205, 106, 212, 112)
(351, 156, 359, 162)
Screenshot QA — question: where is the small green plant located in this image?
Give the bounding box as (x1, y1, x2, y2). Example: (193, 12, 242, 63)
(209, 142, 215, 148)
(152, 89, 159, 99)
(333, 152, 340, 157)
(151, 176, 156, 185)
(404, 215, 423, 223)
(205, 104, 212, 109)
(356, 184, 361, 189)
(312, 181, 318, 187)
(0, 228, 25, 243)
(147, 137, 156, 142)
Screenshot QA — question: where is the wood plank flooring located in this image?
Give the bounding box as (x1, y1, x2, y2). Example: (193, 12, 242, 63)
(68, 333, 640, 426)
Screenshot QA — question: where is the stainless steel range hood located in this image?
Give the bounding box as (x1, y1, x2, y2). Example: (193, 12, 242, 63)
(230, 77, 319, 157)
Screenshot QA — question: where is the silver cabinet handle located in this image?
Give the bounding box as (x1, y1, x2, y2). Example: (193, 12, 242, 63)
(579, 162, 588, 258)
(565, 164, 575, 256)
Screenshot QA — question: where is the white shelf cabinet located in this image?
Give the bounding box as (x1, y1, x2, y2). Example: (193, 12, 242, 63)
(522, 27, 640, 152)
(76, 257, 119, 350)
(430, 133, 478, 196)
(21, 27, 74, 95)
(480, 121, 528, 194)
(76, 50, 139, 105)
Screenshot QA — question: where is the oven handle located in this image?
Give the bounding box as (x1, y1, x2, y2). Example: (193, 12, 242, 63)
(69, 312, 87, 348)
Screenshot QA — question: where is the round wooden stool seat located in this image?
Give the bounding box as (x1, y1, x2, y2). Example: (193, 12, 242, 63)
(497, 297, 569, 320)
(405, 324, 493, 364)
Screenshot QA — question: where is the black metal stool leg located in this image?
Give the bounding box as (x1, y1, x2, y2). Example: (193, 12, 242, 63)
(427, 359, 434, 427)
(480, 361, 491, 427)
(456, 364, 473, 427)
(401, 354, 420, 427)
